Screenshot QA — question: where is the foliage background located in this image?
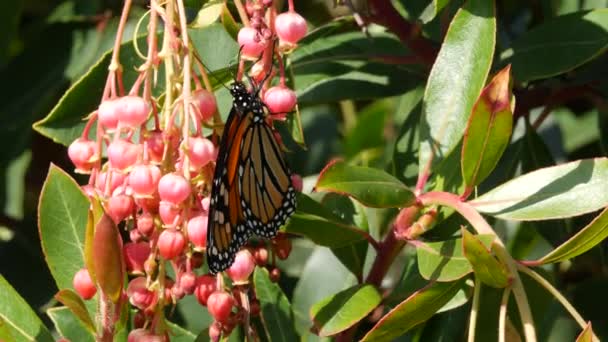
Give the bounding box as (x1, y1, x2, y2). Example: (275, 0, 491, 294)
(1, 0, 608, 341)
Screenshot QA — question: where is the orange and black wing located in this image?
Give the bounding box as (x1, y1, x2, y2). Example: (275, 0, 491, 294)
(206, 108, 253, 274)
(238, 118, 296, 238)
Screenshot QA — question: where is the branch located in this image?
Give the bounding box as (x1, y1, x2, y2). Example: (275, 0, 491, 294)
(418, 191, 537, 342)
(366, 0, 437, 65)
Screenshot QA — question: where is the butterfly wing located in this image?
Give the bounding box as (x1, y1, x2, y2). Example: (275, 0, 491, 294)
(206, 108, 253, 274)
(238, 118, 296, 238)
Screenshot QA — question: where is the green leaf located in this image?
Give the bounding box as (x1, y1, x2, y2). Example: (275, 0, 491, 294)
(361, 279, 466, 342)
(47, 307, 95, 342)
(418, 0, 495, 175)
(320, 194, 369, 280)
(54, 289, 95, 333)
(316, 161, 415, 208)
(291, 31, 424, 103)
(461, 229, 510, 288)
(220, 2, 239, 40)
(416, 235, 495, 282)
(0, 275, 54, 342)
(292, 247, 357, 335)
(470, 158, 608, 220)
(392, 86, 424, 186)
(504, 9, 608, 83)
(461, 65, 514, 189)
(167, 322, 198, 342)
(310, 285, 381, 337)
(343, 101, 389, 160)
(533, 207, 608, 265)
(254, 268, 298, 341)
(284, 194, 367, 248)
(38, 164, 90, 290)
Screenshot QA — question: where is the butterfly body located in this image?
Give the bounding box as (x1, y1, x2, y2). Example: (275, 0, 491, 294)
(206, 81, 296, 274)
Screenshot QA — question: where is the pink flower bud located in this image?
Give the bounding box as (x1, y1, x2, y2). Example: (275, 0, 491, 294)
(187, 213, 208, 248)
(129, 164, 161, 197)
(275, 12, 307, 45)
(226, 250, 255, 284)
(158, 173, 191, 204)
(238, 27, 267, 59)
(117, 95, 150, 128)
(157, 228, 186, 259)
(68, 138, 98, 173)
(98, 99, 120, 130)
(107, 139, 141, 171)
(192, 89, 217, 122)
(73, 268, 96, 300)
(264, 85, 297, 116)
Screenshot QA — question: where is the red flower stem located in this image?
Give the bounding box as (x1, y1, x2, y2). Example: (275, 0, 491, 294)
(365, 205, 419, 286)
(417, 191, 537, 342)
(106, 0, 132, 97)
(287, 0, 294, 12)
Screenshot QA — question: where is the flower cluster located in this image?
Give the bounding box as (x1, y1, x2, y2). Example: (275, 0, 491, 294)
(67, 0, 306, 340)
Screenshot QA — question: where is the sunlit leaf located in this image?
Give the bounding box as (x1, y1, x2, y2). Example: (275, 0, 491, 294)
(462, 229, 510, 288)
(316, 161, 415, 208)
(361, 279, 466, 342)
(0, 276, 54, 342)
(254, 268, 298, 341)
(461, 65, 513, 189)
(310, 285, 381, 337)
(418, 0, 495, 175)
(470, 158, 608, 220)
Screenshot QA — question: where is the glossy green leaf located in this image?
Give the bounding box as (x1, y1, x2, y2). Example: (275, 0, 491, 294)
(416, 235, 495, 282)
(392, 86, 424, 186)
(361, 279, 466, 342)
(54, 289, 95, 333)
(310, 285, 381, 337)
(292, 247, 357, 336)
(167, 322, 198, 342)
(533, 207, 608, 265)
(470, 158, 608, 220)
(291, 31, 424, 103)
(0, 275, 54, 342)
(38, 164, 90, 290)
(220, 2, 239, 40)
(321, 194, 369, 280)
(418, 0, 495, 175)
(316, 161, 415, 208)
(462, 65, 513, 188)
(284, 194, 367, 248)
(254, 268, 298, 341)
(47, 307, 94, 342)
(461, 229, 510, 288)
(576, 322, 594, 342)
(505, 9, 608, 83)
(343, 101, 389, 160)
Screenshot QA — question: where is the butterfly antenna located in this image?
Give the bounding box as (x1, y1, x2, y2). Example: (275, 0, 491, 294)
(193, 50, 231, 92)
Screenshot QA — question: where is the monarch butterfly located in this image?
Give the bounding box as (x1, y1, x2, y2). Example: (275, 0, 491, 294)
(206, 80, 297, 274)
